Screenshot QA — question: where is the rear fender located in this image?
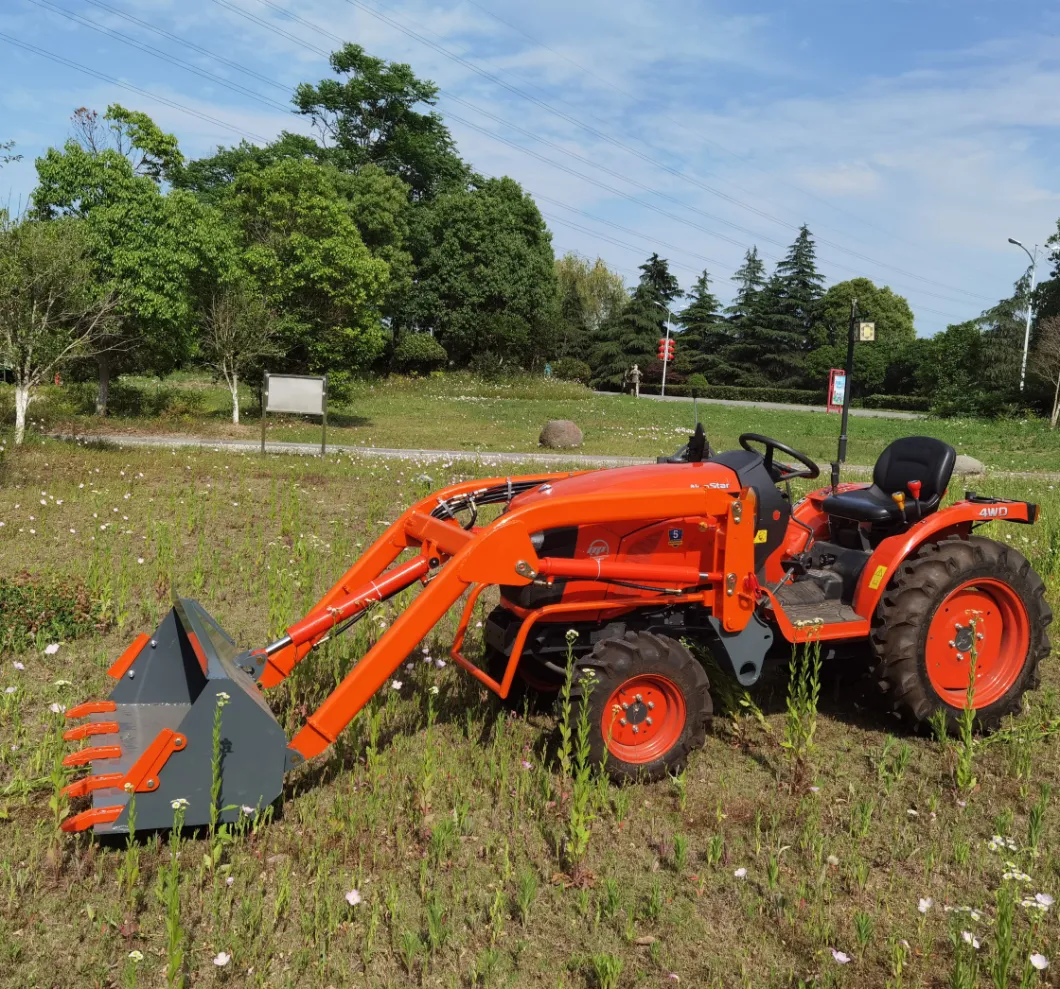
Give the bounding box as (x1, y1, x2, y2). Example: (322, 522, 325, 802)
(852, 498, 1039, 617)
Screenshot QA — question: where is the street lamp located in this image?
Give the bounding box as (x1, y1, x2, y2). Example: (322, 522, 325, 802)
(1008, 237, 1041, 394)
(654, 301, 675, 397)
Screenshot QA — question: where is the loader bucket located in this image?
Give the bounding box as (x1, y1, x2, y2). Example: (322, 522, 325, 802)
(61, 598, 292, 835)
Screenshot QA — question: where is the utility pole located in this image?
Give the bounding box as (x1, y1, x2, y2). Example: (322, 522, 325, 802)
(831, 297, 857, 487)
(654, 301, 675, 397)
(1008, 238, 1040, 393)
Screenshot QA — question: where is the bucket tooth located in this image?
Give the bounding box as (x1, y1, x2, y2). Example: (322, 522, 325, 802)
(63, 720, 119, 741)
(66, 700, 116, 719)
(61, 805, 122, 833)
(106, 633, 151, 680)
(61, 773, 124, 799)
(63, 744, 121, 768)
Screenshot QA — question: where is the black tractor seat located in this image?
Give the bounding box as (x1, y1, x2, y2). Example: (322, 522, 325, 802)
(823, 436, 956, 525)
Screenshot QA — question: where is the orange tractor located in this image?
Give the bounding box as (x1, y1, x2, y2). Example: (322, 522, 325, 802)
(60, 430, 1051, 834)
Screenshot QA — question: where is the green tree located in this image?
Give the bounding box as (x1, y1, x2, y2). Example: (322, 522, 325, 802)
(804, 277, 916, 396)
(591, 253, 680, 386)
(293, 44, 467, 199)
(678, 269, 734, 380)
(402, 176, 558, 368)
(769, 224, 824, 350)
(722, 261, 801, 387)
(200, 281, 279, 424)
(33, 106, 234, 412)
(173, 132, 327, 205)
(225, 158, 389, 374)
(726, 246, 766, 324)
(554, 253, 626, 358)
(0, 216, 118, 443)
(339, 164, 413, 318)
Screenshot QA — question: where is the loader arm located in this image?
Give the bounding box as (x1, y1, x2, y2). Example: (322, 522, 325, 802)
(288, 482, 758, 760)
(257, 471, 581, 687)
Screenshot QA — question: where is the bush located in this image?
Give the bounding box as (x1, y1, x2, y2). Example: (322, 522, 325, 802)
(687, 373, 709, 397)
(551, 358, 592, 385)
(860, 394, 932, 412)
(0, 571, 109, 652)
(468, 350, 523, 381)
(394, 333, 448, 375)
(613, 383, 829, 404)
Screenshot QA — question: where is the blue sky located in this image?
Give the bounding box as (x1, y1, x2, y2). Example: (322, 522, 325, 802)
(2, 0, 1059, 337)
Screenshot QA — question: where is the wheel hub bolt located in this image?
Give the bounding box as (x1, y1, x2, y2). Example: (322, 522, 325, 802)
(956, 652, 964, 661)
(647, 701, 655, 710)
(646, 717, 653, 726)
(635, 694, 643, 702)
(632, 725, 639, 734)
(621, 702, 629, 711)
(620, 718, 627, 726)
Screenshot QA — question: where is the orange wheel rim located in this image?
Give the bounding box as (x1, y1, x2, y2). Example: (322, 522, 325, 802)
(602, 674, 686, 764)
(925, 578, 1030, 708)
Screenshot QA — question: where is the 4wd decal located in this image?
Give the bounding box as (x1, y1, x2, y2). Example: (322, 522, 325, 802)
(978, 505, 1009, 518)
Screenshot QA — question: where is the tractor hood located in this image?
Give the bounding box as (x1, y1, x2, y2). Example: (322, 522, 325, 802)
(510, 460, 740, 511)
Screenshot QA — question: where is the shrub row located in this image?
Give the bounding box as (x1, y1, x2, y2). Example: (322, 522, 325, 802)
(598, 382, 931, 412)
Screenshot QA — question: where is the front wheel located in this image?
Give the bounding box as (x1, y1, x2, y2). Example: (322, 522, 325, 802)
(873, 535, 1052, 730)
(569, 631, 712, 781)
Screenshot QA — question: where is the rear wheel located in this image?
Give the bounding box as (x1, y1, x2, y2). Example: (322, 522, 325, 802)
(873, 535, 1051, 730)
(570, 631, 712, 781)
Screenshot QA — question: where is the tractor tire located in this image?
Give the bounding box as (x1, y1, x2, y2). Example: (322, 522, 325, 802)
(872, 534, 1052, 732)
(569, 631, 712, 782)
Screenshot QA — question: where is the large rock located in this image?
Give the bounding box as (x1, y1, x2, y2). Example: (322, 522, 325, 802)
(539, 420, 583, 449)
(953, 454, 985, 476)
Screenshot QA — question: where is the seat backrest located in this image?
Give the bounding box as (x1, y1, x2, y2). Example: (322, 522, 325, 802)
(872, 436, 956, 502)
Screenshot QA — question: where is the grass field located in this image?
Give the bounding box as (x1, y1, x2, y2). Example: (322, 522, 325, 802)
(12, 372, 1060, 473)
(3, 441, 1060, 988)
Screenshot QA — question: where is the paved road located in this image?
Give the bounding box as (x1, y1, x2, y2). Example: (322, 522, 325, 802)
(53, 431, 1060, 482)
(54, 432, 650, 468)
(598, 392, 922, 420)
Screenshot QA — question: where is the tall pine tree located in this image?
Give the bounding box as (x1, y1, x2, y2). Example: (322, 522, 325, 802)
(727, 247, 765, 321)
(677, 269, 734, 379)
(591, 252, 679, 386)
(769, 224, 824, 350)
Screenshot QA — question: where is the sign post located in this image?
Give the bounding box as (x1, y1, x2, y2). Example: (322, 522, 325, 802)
(830, 301, 874, 491)
(261, 373, 328, 456)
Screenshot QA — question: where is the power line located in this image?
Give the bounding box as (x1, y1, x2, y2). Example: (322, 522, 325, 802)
(208, 0, 973, 314)
(19, 2, 748, 287)
(11, 4, 972, 323)
(80, 0, 293, 94)
(335, 0, 995, 305)
(461, 0, 999, 285)
(18, 2, 746, 293)
(0, 31, 272, 142)
(26, 0, 294, 116)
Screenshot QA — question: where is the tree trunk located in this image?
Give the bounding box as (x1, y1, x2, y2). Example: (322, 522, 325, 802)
(1052, 372, 1060, 429)
(96, 353, 112, 416)
(13, 384, 30, 445)
(230, 372, 240, 425)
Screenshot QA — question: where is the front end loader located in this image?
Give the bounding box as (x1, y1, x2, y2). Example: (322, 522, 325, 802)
(60, 430, 1052, 834)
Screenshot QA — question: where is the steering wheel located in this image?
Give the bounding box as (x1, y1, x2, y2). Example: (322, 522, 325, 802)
(739, 432, 820, 482)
